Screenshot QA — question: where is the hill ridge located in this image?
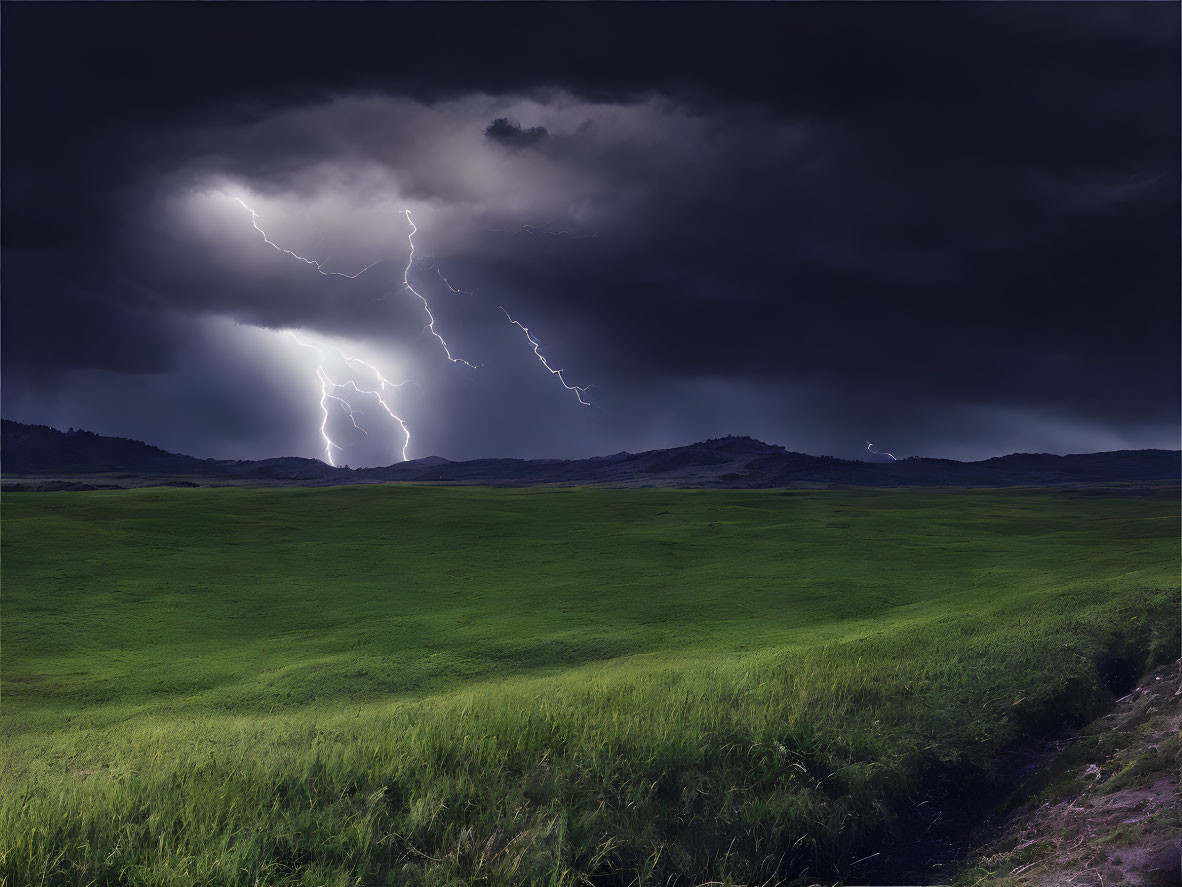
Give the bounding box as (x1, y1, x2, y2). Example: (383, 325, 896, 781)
(1, 419, 1177, 489)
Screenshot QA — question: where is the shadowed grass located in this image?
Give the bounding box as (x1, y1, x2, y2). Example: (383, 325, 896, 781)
(1, 484, 1178, 885)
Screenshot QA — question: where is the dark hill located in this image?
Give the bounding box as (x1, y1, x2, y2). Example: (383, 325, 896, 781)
(0, 420, 208, 474)
(0, 420, 351, 483)
(1, 420, 1177, 489)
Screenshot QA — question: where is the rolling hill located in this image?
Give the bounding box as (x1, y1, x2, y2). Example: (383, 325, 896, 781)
(2, 419, 1177, 489)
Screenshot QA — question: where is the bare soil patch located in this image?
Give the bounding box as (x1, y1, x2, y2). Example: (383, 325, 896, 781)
(956, 659, 1181, 887)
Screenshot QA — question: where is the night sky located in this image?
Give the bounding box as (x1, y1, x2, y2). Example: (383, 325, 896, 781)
(3, 2, 1178, 465)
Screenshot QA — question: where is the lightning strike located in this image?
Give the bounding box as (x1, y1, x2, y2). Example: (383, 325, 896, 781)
(234, 198, 381, 279)
(294, 332, 414, 465)
(867, 441, 897, 461)
(500, 306, 592, 406)
(436, 268, 474, 295)
(400, 210, 481, 368)
(230, 194, 596, 456)
(316, 383, 341, 465)
(232, 196, 480, 367)
(417, 258, 475, 296)
(332, 376, 413, 464)
(316, 367, 369, 466)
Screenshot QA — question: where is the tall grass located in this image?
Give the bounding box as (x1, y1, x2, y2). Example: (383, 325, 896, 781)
(2, 485, 1177, 885)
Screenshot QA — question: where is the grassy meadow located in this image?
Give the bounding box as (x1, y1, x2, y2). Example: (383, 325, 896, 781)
(1, 484, 1178, 886)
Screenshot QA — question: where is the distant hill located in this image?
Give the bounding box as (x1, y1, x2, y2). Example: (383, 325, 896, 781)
(2, 419, 1178, 490)
(0, 420, 349, 486)
(0, 421, 210, 474)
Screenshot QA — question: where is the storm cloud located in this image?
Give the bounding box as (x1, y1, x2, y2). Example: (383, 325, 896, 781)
(485, 117, 550, 148)
(2, 3, 1178, 464)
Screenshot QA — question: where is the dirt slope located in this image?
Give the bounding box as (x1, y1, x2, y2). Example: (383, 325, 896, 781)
(956, 659, 1181, 887)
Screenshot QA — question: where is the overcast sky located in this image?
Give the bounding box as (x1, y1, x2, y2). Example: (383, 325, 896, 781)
(3, 2, 1178, 465)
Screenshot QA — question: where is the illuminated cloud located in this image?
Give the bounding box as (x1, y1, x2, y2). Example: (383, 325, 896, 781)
(2, 4, 1177, 463)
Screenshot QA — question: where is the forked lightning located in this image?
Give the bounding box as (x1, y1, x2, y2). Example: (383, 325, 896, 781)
(501, 307, 592, 406)
(233, 195, 594, 464)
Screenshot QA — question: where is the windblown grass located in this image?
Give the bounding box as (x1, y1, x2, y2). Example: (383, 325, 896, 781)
(1, 485, 1177, 885)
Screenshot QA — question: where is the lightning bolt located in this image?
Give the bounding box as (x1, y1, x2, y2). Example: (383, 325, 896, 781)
(316, 367, 368, 465)
(234, 198, 381, 279)
(231, 194, 596, 457)
(293, 332, 414, 465)
(867, 441, 897, 461)
(401, 210, 480, 368)
(500, 307, 591, 406)
(417, 257, 475, 295)
(233, 197, 479, 367)
(437, 268, 474, 295)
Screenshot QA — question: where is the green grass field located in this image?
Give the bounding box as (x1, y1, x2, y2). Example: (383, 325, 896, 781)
(1, 485, 1178, 886)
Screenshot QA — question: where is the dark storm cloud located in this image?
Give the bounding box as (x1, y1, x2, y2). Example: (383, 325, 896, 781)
(2, 2, 1177, 463)
(484, 118, 550, 149)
